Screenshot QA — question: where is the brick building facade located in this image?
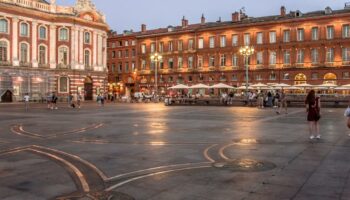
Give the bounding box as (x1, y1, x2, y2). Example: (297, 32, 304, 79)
(0, 0, 108, 102)
(108, 6, 350, 95)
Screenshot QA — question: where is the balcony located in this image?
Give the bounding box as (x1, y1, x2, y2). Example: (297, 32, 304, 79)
(342, 61, 350, 66)
(325, 62, 335, 67)
(57, 63, 71, 69)
(38, 64, 50, 68)
(255, 65, 264, 70)
(268, 64, 277, 69)
(295, 63, 305, 68)
(208, 66, 216, 71)
(19, 62, 31, 67)
(85, 65, 93, 71)
(282, 64, 292, 68)
(0, 61, 12, 66)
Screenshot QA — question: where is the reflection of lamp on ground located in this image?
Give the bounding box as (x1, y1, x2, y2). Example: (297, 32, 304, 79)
(239, 46, 254, 95)
(133, 69, 138, 92)
(150, 52, 162, 96)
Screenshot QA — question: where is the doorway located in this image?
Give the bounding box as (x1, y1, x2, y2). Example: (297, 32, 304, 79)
(84, 77, 93, 101)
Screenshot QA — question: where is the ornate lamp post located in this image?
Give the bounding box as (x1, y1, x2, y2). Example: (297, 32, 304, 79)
(239, 46, 255, 96)
(150, 52, 162, 96)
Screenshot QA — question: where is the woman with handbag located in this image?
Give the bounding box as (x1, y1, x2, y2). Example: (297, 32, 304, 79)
(305, 90, 321, 140)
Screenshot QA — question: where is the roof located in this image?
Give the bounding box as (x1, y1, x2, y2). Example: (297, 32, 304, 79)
(109, 8, 350, 39)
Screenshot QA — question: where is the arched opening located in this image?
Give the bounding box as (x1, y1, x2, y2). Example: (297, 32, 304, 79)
(84, 76, 93, 100)
(294, 73, 307, 85)
(1, 90, 12, 102)
(323, 73, 337, 84)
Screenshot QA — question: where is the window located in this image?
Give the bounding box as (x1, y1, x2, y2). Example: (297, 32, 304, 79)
(311, 73, 319, 80)
(256, 32, 263, 44)
(283, 30, 290, 42)
(131, 40, 136, 46)
(125, 41, 129, 46)
(283, 73, 290, 80)
(198, 38, 204, 49)
(197, 56, 203, 68)
(111, 51, 116, 58)
(244, 33, 250, 45)
(39, 26, 47, 40)
(269, 73, 276, 80)
(209, 36, 215, 48)
(188, 76, 193, 82)
(256, 52, 263, 65)
(159, 42, 164, 53)
(311, 49, 319, 63)
(20, 43, 29, 63)
(232, 54, 238, 66)
(111, 64, 115, 72)
(168, 76, 173, 82)
(283, 50, 290, 64)
(118, 41, 123, 46)
(118, 63, 122, 72)
(20, 22, 29, 37)
(297, 29, 304, 41)
(269, 31, 276, 43)
(326, 48, 334, 62)
(168, 41, 173, 52)
(232, 34, 238, 46)
(296, 49, 304, 63)
(327, 26, 334, 39)
(311, 27, 319, 41)
(220, 36, 226, 47)
(188, 39, 194, 50)
(343, 25, 350, 38)
(59, 77, 69, 93)
(343, 72, 350, 79)
(132, 62, 136, 71)
(0, 40, 8, 62)
(59, 28, 69, 41)
(132, 49, 136, 57)
(124, 50, 128, 58)
(188, 56, 193, 68)
(38, 45, 46, 65)
(118, 50, 122, 58)
(0, 19, 8, 33)
(220, 54, 226, 66)
(231, 74, 237, 81)
(141, 44, 146, 54)
(150, 43, 156, 53)
(178, 40, 183, 51)
(269, 51, 276, 65)
(84, 32, 91, 44)
(256, 74, 262, 81)
(342, 47, 350, 62)
(168, 58, 174, 69)
(58, 46, 69, 66)
(209, 55, 215, 66)
(141, 60, 146, 70)
(125, 62, 129, 72)
(178, 57, 183, 68)
(84, 50, 90, 67)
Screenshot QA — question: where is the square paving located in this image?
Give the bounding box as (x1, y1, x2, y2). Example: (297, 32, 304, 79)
(0, 103, 349, 200)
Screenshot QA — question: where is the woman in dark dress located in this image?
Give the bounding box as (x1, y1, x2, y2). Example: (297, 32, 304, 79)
(305, 90, 321, 140)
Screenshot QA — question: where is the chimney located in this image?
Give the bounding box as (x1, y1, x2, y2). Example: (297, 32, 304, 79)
(201, 14, 206, 24)
(281, 6, 286, 16)
(182, 16, 188, 28)
(141, 24, 146, 32)
(232, 12, 241, 22)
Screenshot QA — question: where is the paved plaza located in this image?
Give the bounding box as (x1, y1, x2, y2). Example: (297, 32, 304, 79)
(0, 103, 349, 200)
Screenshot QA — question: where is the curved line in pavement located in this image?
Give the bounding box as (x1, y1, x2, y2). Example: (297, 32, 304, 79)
(203, 144, 218, 163)
(219, 143, 236, 160)
(106, 165, 212, 191)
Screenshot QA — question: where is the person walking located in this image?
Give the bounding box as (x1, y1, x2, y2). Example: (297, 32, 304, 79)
(277, 90, 288, 114)
(51, 92, 58, 110)
(257, 91, 264, 109)
(68, 92, 73, 108)
(77, 93, 82, 109)
(305, 90, 321, 140)
(24, 93, 30, 111)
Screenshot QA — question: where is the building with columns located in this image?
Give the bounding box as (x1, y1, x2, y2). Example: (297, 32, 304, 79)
(0, 0, 108, 102)
(108, 5, 350, 95)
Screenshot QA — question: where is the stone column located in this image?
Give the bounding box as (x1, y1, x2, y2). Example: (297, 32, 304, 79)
(92, 30, 97, 68)
(32, 21, 38, 68)
(49, 24, 56, 69)
(97, 33, 102, 67)
(74, 27, 79, 69)
(12, 17, 19, 66)
(70, 26, 76, 69)
(102, 35, 107, 71)
(79, 28, 84, 69)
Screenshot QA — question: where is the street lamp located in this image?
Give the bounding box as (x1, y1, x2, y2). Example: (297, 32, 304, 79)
(239, 46, 255, 96)
(150, 52, 162, 97)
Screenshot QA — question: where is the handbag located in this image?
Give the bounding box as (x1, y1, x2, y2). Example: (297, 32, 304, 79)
(348, 118, 350, 129)
(344, 106, 350, 117)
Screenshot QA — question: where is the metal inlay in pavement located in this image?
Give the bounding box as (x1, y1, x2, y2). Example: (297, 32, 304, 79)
(213, 159, 276, 172)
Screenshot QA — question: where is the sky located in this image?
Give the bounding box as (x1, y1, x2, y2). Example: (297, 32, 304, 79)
(59, 0, 348, 32)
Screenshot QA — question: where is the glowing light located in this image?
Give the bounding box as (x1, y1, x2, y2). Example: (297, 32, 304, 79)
(150, 141, 166, 146)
